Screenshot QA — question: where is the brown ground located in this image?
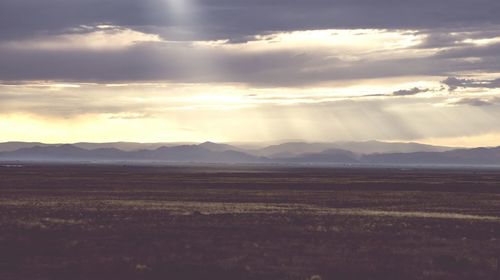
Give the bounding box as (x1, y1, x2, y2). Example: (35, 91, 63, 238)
(0, 165, 500, 280)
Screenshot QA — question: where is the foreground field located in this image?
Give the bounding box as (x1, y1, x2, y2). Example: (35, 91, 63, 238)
(0, 165, 500, 279)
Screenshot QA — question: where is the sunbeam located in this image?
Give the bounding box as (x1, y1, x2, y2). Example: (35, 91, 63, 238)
(165, 0, 198, 27)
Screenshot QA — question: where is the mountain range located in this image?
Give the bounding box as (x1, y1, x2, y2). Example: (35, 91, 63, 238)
(0, 141, 499, 166)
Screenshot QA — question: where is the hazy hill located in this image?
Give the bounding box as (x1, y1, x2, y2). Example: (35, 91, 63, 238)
(257, 142, 338, 158)
(331, 140, 453, 154)
(0, 142, 198, 153)
(0, 140, 455, 155)
(73, 142, 196, 151)
(0, 145, 127, 161)
(0, 144, 266, 163)
(0, 141, 498, 166)
(138, 145, 265, 163)
(197, 141, 244, 152)
(0, 142, 49, 152)
(279, 149, 359, 164)
(363, 147, 500, 165)
(255, 141, 454, 157)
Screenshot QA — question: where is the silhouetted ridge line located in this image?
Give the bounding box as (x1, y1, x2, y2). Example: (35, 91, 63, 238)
(0, 141, 498, 165)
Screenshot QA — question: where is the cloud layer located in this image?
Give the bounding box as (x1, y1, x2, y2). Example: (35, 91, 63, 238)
(1, 0, 500, 41)
(1, 0, 500, 145)
(0, 0, 498, 85)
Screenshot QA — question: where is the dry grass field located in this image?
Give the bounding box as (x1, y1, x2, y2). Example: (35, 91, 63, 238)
(1, 165, 500, 279)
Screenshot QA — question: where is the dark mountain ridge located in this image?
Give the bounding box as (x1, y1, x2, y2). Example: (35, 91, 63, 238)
(363, 147, 500, 165)
(0, 144, 266, 163)
(0, 141, 498, 166)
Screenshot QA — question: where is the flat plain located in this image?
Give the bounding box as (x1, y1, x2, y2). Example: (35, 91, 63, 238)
(0, 165, 500, 280)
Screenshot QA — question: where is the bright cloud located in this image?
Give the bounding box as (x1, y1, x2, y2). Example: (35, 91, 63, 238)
(1, 0, 500, 145)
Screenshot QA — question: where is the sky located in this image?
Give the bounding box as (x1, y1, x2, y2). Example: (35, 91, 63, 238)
(1, 0, 500, 146)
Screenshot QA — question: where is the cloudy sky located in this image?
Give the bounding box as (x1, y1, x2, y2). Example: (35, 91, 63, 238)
(1, 0, 499, 146)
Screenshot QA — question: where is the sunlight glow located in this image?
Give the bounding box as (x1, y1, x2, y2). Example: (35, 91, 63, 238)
(197, 29, 424, 52)
(462, 37, 500, 46)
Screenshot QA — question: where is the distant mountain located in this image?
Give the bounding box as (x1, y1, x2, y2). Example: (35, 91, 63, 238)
(257, 142, 338, 158)
(331, 140, 453, 154)
(0, 140, 456, 156)
(197, 141, 244, 152)
(274, 146, 500, 166)
(363, 147, 500, 165)
(73, 142, 196, 151)
(0, 141, 498, 166)
(279, 149, 359, 164)
(0, 144, 266, 163)
(0, 145, 127, 161)
(255, 141, 454, 157)
(0, 142, 49, 152)
(139, 145, 264, 163)
(0, 142, 197, 153)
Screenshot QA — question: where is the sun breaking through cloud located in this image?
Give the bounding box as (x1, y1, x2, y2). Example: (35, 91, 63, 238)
(0, 0, 499, 146)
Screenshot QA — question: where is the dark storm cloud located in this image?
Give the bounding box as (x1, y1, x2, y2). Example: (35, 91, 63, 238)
(392, 87, 430, 96)
(0, 44, 434, 85)
(416, 33, 467, 49)
(0, 40, 498, 87)
(435, 42, 500, 59)
(0, 0, 144, 41)
(415, 28, 500, 49)
(442, 77, 500, 91)
(1, 0, 500, 42)
(1, 0, 500, 85)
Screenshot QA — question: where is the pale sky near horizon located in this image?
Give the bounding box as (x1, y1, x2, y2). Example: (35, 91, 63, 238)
(1, 0, 500, 147)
